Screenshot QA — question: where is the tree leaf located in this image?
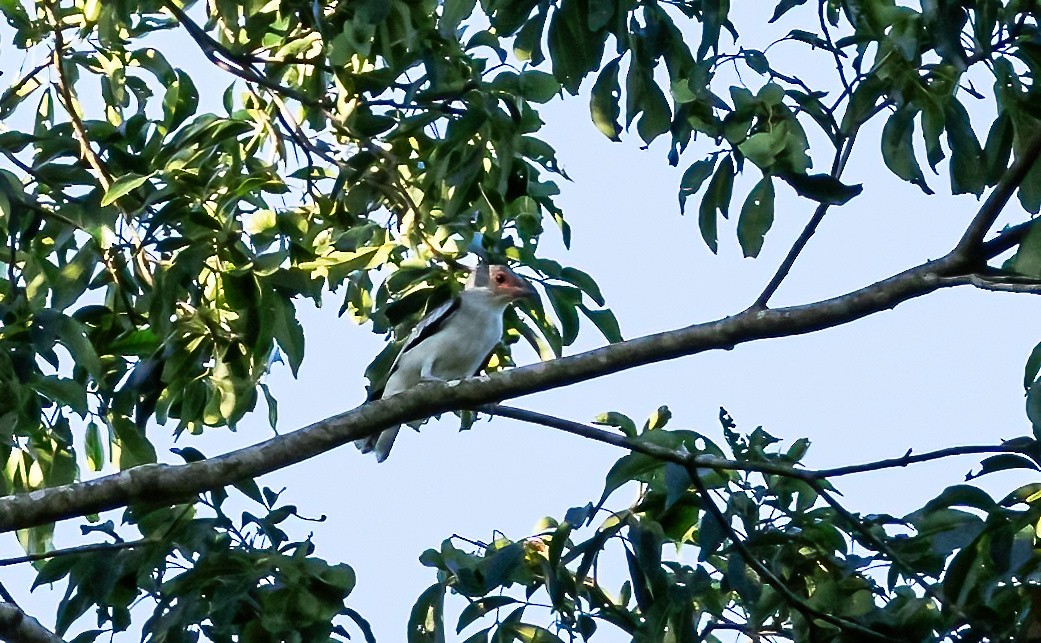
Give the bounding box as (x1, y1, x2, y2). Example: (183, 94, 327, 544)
(590, 57, 623, 141)
(408, 584, 446, 643)
(101, 172, 153, 206)
(1012, 222, 1041, 278)
(737, 175, 775, 258)
(457, 597, 517, 633)
(782, 172, 863, 205)
(882, 108, 933, 194)
(678, 158, 716, 214)
(699, 156, 735, 253)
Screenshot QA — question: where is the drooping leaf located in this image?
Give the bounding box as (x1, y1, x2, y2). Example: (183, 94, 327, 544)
(736, 175, 775, 258)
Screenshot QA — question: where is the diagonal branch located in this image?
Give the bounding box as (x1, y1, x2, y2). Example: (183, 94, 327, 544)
(953, 134, 1041, 260)
(687, 467, 887, 639)
(0, 603, 64, 643)
(1, 162, 1040, 535)
(0, 249, 998, 534)
(0, 539, 148, 567)
(161, 0, 323, 109)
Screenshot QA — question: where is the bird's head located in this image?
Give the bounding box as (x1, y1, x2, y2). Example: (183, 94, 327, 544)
(468, 263, 538, 302)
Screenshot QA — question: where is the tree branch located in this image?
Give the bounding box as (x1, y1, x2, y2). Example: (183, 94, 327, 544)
(2, 161, 1040, 535)
(753, 124, 860, 310)
(952, 134, 1041, 259)
(161, 0, 323, 109)
(482, 404, 1023, 481)
(687, 467, 887, 639)
(0, 604, 65, 643)
(0, 248, 999, 534)
(0, 539, 148, 568)
(940, 273, 1041, 295)
(981, 219, 1036, 258)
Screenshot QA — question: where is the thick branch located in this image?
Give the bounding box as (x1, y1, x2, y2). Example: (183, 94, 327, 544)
(0, 604, 64, 643)
(2, 154, 1040, 535)
(0, 247, 997, 534)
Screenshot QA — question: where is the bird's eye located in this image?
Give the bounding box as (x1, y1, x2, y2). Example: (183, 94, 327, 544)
(495, 273, 507, 284)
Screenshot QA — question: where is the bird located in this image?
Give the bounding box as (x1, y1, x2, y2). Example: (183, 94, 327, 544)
(356, 262, 538, 461)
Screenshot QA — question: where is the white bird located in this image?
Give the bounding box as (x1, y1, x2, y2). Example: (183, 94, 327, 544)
(356, 263, 538, 461)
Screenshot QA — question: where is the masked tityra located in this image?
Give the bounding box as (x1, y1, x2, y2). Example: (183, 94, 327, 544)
(356, 263, 538, 461)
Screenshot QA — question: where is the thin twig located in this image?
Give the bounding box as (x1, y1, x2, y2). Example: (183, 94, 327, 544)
(0, 583, 16, 606)
(818, 0, 852, 95)
(752, 123, 860, 309)
(480, 404, 1025, 482)
(982, 219, 1036, 258)
(0, 539, 149, 568)
(2, 60, 52, 105)
(811, 482, 958, 617)
(161, 0, 323, 109)
(813, 443, 1025, 478)
(687, 467, 887, 639)
(940, 273, 1041, 295)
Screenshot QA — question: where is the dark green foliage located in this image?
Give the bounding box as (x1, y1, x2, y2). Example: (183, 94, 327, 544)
(416, 410, 1041, 641)
(4, 0, 1041, 640)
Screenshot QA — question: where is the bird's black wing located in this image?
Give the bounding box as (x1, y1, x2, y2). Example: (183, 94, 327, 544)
(368, 297, 461, 400)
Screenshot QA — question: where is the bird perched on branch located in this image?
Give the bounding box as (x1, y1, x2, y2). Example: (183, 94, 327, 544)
(356, 263, 538, 461)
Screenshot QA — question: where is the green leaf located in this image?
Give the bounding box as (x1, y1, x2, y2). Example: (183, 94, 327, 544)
(590, 57, 622, 141)
(109, 415, 157, 470)
(636, 81, 672, 145)
(782, 172, 863, 205)
(698, 510, 727, 559)
(770, 0, 809, 22)
(440, 0, 478, 37)
(1012, 222, 1041, 278)
(984, 112, 1014, 186)
(678, 158, 716, 214)
(548, 0, 606, 94)
(882, 108, 933, 194)
(593, 411, 637, 437)
(698, 156, 735, 253)
(84, 421, 103, 472)
(457, 597, 518, 633)
(579, 305, 622, 343)
(518, 70, 559, 103)
(923, 484, 996, 512)
(270, 296, 305, 376)
(560, 266, 605, 306)
(945, 100, 985, 196)
(968, 453, 1040, 479)
(1025, 341, 1041, 390)
(32, 375, 88, 416)
(501, 623, 565, 642)
(736, 176, 775, 258)
(744, 49, 769, 74)
(101, 172, 153, 206)
(408, 584, 446, 643)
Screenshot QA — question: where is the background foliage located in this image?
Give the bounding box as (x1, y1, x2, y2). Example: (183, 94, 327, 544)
(2, 0, 1041, 640)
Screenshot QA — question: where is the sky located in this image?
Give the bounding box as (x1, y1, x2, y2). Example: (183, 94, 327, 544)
(3, 2, 1041, 642)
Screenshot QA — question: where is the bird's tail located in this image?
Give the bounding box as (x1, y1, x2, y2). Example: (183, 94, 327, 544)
(354, 426, 401, 463)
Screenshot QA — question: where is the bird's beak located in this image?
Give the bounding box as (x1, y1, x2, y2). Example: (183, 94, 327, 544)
(511, 278, 538, 301)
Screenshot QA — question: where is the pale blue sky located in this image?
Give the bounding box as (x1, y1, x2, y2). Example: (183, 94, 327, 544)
(3, 3, 1041, 641)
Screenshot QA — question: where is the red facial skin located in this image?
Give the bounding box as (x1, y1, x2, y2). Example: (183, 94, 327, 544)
(488, 266, 538, 301)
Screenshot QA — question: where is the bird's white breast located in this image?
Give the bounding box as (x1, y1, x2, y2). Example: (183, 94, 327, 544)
(383, 289, 508, 396)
